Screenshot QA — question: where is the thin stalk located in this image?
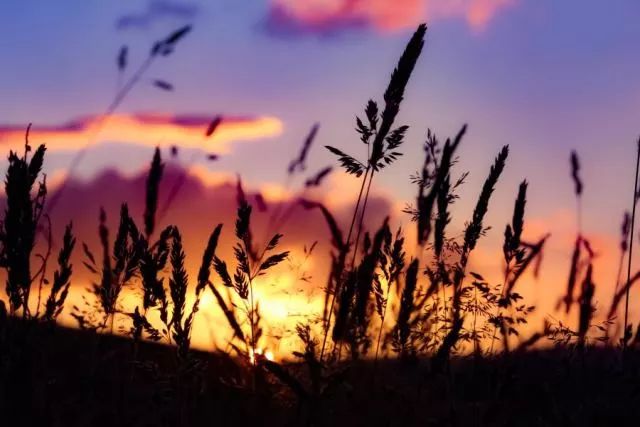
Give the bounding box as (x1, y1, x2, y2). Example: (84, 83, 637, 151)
(615, 250, 626, 297)
(623, 140, 640, 352)
(268, 185, 313, 236)
(334, 170, 376, 361)
(489, 264, 511, 355)
(249, 278, 257, 380)
(373, 279, 393, 368)
(472, 285, 479, 355)
(47, 55, 156, 215)
(33, 216, 53, 319)
(319, 166, 371, 361)
(346, 167, 373, 265)
(261, 174, 295, 243)
(157, 127, 220, 223)
(441, 283, 447, 327)
(350, 170, 376, 270)
(109, 312, 116, 335)
(609, 232, 629, 340)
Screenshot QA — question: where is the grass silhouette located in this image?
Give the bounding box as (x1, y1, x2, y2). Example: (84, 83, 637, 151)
(1, 21, 640, 427)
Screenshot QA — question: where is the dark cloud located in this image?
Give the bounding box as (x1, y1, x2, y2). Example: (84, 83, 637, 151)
(116, 0, 199, 30)
(6, 164, 393, 287)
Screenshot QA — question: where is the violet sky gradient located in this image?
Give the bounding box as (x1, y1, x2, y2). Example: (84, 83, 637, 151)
(1, 0, 640, 241)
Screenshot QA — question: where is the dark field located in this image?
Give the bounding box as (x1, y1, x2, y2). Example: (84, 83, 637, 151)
(2, 319, 640, 426)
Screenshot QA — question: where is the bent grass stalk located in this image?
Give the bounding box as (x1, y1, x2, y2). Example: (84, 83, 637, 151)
(320, 23, 427, 361)
(319, 166, 370, 360)
(623, 139, 640, 351)
(47, 26, 192, 215)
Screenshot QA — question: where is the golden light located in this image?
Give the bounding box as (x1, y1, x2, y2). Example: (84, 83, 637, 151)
(0, 113, 283, 153)
(249, 347, 275, 364)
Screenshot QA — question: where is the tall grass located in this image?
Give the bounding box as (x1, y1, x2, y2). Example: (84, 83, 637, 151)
(320, 23, 427, 360)
(3, 21, 640, 427)
(1, 130, 77, 321)
(624, 140, 640, 351)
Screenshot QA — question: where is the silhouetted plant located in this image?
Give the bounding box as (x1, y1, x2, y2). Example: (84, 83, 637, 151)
(168, 225, 222, 360)
(144, 147, 164, 237)
(488, 180, 540, 353)
(392, 259, 419, 359)
(42, 223, 76, 323)
(624, 139, 640, 350)
(1, 137, 46, 315)
(77, 204, 141, 331)
(373, 226, 405, 364)
(261, 322, 349, 423)
(612, 212, 630, 307)
(0, 129, 77, 322)
(5, 19, 640, 427)
(213, 197, 289, 365)
(411, 126, 467, 246)
(434, 145, 509, 365)
(321, 22, 427, 361)
(158, 115, 224, 223)
(48, 25, 193, 215)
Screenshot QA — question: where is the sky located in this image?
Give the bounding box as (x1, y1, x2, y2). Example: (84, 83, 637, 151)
(1, 1, 639, 213)
(1, 0, 640, 353)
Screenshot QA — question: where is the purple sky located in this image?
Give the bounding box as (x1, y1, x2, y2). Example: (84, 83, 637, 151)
(1, 0, 640, 247)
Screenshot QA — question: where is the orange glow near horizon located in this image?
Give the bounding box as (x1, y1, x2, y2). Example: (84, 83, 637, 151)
(0, 145, 634, 361)
(1, 161, 634, 361)
(39, 225, 632, 362)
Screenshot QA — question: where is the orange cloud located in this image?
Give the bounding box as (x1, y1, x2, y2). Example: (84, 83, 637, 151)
(266, 0, 514, 34)
(0, 113, 283, 154)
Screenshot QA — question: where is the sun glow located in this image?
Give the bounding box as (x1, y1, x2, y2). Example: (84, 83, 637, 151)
(249, 347, 275, 364)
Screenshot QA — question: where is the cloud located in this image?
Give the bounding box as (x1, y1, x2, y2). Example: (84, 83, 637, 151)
(264, 0, 515, 36)
(428, 0, 515, 31)
(116, 0, 199, 30)
(0, 113, 283, 154)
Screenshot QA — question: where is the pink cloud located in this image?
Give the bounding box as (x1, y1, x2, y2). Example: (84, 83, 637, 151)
(265, 0, 515, 35)
(429, 0, 515, 32)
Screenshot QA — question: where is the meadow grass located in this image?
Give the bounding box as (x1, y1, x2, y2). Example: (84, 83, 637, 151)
(1, 22, 640, 426)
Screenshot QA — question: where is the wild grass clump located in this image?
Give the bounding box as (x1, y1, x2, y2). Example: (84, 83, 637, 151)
(4, 20, 640, 427)
(211, 190, 289, 366)
(320, 23, 427, 360)
(0, 129, 76, 321)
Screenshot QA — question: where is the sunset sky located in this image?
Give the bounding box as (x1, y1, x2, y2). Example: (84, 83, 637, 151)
(2, 0, 640, 352)
(0, 1, 638, 213)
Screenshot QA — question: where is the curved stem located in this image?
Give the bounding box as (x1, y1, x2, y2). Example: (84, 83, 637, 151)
(373, 280, 392, 369)
(489, 263, 511, 355)
(350, 171, 375, 270)
(47, 54, 156, 215)
(319, 166, 371, 361)
(623, 140, 640, 352)
(249, 279, 256, 366)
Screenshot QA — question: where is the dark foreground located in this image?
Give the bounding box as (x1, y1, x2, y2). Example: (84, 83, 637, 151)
(1, 319, 639, 427)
